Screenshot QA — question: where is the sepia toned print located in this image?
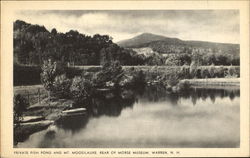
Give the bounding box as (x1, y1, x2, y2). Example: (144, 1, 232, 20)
(13, 10, 240, 148)
(1, 1, 249, 157)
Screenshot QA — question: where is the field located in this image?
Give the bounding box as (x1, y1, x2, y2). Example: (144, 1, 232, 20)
(14, 85, 46, 106)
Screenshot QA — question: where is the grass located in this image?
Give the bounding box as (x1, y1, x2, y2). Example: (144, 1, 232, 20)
(180, 78, 240, 86)
(24, 98, 73, 119)
(14, 85, 47, 106)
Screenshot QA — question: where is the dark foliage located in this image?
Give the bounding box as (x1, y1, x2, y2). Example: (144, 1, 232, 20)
(93, 61, 124, 87)
(14, 94, 29, 124)
(14, 64, 41, 86)
(14, 20, 145, 66)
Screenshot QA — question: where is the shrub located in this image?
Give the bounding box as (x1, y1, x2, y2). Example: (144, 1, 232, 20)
(226, 66, 240, 78)
(164, 68, 181, 86)
(209, 65, 215, 78)
(70, 76, 93, 107)
(120, 69, 146, 87)
(214, 66, 224, 78)
(165, 55, 181, 66)
(179, 66, 190, 79)
(201, 68, 210, 78)
(51, 74, 72, 99)
(14, 94, 29, 124)
(235, 66, 240, 77)
(93, 61, 124, 87)
(177, 80, 191, 91)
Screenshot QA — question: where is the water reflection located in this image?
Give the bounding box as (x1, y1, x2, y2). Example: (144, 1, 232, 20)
(17, 86, 240, 148)
(56, 115, 89, 133)
(139, 85, 240, 106)
(90, 91, 136, 117)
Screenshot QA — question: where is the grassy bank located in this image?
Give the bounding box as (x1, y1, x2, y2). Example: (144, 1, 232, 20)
(14, 85, 47, 105)
(180, 78, 240, 86)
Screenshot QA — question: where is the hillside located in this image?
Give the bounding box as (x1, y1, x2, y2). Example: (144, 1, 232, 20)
(13, 20, 144, 66)
(117, 33, 167, 48)
(117, 33, 240, 56)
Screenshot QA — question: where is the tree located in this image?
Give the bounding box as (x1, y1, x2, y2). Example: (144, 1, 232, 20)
(40, 59, 65, 98)
(51, 28, 57, 35)
(165, 55, 181, 66)
(93, 61, 124, 87)
(191, 52, 202, 66)
(146, 53, 164, 65)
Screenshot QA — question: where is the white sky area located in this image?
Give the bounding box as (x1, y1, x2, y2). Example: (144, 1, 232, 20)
(15, 10, 239, 44)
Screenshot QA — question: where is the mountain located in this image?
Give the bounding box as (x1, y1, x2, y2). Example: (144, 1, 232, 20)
(117, 33, 239, 55)
(117, 33, 168, 48)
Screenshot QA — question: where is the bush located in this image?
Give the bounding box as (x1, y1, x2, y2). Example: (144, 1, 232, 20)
(164, 68, 181, 86)
(201, 69, 210, 78)
(177, 80, 191, 91)
(165, 55, 181, 66)
(179, 66, 190, 79)
(209, 65, 215, 78)
(93, 61, 124, 87)
(70, 76, 93, 107)
(235, 66, 240, 77)
(214, 66, 224, 78)
(51, 74, 72, 99)
(226, 66, 240, 78)
(14, 94, 29, 124)
(120, 69, 146, 87)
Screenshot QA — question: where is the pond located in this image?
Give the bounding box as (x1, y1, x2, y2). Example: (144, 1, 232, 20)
(16, 86, 240, 148)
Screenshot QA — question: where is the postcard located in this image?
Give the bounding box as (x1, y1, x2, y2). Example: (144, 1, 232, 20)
(1, 0, 249, 157)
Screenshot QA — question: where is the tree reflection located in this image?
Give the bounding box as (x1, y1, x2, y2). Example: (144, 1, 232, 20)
(90, 89, 136, 117)
(55, 115, 89, 133)
(53, 86, 240, 134)
(186, 88, 240, 105)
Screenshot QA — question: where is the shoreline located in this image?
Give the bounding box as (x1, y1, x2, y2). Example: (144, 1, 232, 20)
(180, 78, 240, 87)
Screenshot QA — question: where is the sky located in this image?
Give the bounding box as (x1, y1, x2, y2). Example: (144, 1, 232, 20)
(15, 10, 239, 44)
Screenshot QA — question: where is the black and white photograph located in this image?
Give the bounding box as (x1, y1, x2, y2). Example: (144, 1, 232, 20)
(12, 10, 241, 148)
(1, 1, 249, 157)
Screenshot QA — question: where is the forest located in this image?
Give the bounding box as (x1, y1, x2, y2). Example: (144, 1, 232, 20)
(14, 20, 144, 66)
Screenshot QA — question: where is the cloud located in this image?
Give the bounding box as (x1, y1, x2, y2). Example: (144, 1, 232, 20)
(15, 10, 239, 43)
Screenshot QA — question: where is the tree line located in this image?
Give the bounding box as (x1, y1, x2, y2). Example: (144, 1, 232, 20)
(14, 20, 144, 66)
(14, 20, 240, 66)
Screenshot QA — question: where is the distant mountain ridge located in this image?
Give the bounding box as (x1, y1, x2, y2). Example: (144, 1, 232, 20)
(117, 33, 168, 47)
(117, 33, 239, 55)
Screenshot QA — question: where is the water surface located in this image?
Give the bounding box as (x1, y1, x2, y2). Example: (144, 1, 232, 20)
(17, 86, 240, 148)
